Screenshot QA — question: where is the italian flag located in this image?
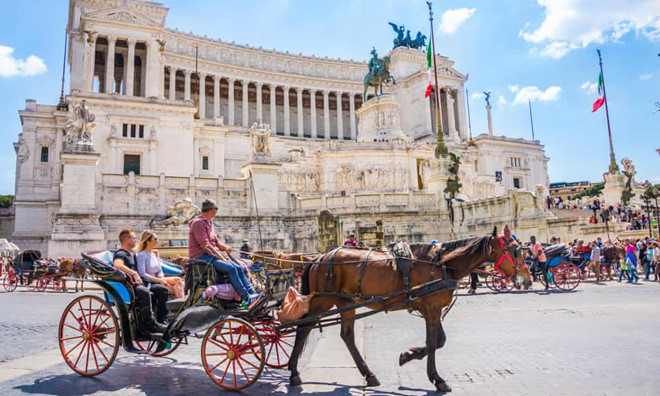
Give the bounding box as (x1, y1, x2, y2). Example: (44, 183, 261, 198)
(591, 72, 605, 112)
(424, 41, 433, 98)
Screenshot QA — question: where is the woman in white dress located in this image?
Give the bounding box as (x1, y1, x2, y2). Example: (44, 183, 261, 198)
(136, 230, 184, 299)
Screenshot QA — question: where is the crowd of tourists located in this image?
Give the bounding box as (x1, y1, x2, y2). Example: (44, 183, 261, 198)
(546, 196, 658, 230)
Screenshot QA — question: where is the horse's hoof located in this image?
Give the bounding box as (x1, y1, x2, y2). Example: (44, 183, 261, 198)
(399, 352, 409, 366)
(435, 380, 452, 393)
(290, 375, 302, 387)
(366, 374, 380, 387)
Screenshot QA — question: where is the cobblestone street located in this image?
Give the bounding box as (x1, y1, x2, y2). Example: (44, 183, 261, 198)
(1, 280, 658, 395)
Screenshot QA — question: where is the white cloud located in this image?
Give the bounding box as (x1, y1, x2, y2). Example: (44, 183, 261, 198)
(497, 95, 507, 107)
(639, 73, 653, 80)
(439, 8, 476, 34)
(580, 81, 598, 94)
(0, 45, 47, 77)
(508, 85, 520, 93)
(520, 0, 660, 58)
(470, 92, 484, 100)
(506, 86, 562, 105)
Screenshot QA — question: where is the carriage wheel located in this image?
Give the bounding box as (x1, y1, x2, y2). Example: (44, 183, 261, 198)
(253, 318, 295, 368)
(599, 264, 612, 280)
(58, 295, 119, 376)
(52, 279, 63, 292)
(26, 278, 40, 291)
(484, 272, 496, 291)
(136, 337, 183, 357)
(553, 262, 580, 291)
(580, 267, 591, 281)
(201, 317, 265, 390)
(36, 278, 48, 292)
(3, 271, 18, 292)
(489, 269, 514, 293)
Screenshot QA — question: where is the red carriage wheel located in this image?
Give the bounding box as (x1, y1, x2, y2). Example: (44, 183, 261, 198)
(484, 271, 496, 291)
(201, 317, 265, 390)
(580, 267, 591, 281)
(36, 278, 48, 292)
(3, 271, 18, 292)
(52, 279, 63, 292)
(490, 269, 514, 293)
(253, 318, 295, 368)
(599, 264, 611, 280)
(26, 278, 40, 291)
(553, 262, 580, 291)
(136, 337, 183, 357)
(59, 295, 119, 376)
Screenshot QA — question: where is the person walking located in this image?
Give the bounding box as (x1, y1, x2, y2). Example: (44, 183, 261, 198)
(626, 251, 639, 284)
(530, 236, 548, 291)
(644, 242, 654, 280)
(589, 241, 602, 283)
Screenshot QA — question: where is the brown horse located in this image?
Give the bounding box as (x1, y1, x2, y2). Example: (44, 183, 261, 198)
(288, 228, 531, 393)
(58, 258, 87, 292)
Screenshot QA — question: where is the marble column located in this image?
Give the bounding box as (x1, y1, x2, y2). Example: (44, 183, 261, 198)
(104, 36, 116, 93)
(213, 76, 220, 119)
(297, 88, 304, 137)
(283, 86, 291, 136)
(168, 67, 176, 101)
(323, 90, 330, 139)
(184, 70, 191, 101)
(336, 92, 344, 139)
(270, 85, 277, 132)
(256, 82, 263, 123)
(446, 88, 457, 137)
(310, 90, 317, 138)
(227, 78, 235, 125)
(349, 93, 356, 140)
(85, 39, 96, 91)
(242, 81, 249, 126)
(198, 73, 206, 118)
(456, 88, 468, 139)
(125, 38, 136, 96)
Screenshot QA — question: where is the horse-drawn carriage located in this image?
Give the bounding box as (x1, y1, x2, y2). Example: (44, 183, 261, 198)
(58, 249, 296, 390)
(2, 250, 69, 292)
(524, 244, 583, 291)
(58, 228, 532, 393)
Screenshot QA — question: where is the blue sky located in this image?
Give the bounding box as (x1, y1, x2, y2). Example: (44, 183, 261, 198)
(0, 0, 658, 195)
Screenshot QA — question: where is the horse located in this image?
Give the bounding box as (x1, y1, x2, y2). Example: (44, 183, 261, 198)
(288, 227, 532, 393)
(58, 258, 87, 292)
(363, 55, 395, 99)
(410, 32, 427, 49)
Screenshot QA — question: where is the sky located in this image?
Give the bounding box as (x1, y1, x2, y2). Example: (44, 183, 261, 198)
(0, 0, 658, 195)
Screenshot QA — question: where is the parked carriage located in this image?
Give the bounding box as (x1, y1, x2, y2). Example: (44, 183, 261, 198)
(58, 250, 296, 390)
(2, 250, 68, 292)
(526, 244, 582, 291)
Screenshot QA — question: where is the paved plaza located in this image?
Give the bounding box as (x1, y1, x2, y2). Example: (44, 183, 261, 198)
(0, 280, 659, 395)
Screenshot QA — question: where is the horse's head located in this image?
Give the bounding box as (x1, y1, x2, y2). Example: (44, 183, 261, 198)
(488, 227, 532, 290)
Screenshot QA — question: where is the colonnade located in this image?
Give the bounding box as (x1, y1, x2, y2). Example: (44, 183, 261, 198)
(164, 66, 363, 140)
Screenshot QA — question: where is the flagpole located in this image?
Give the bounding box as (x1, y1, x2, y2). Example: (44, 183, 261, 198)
(466, 87, 474, 145)
(528, 99, 535, 141)
(597, 49, 619, 173)
(427, 1, 447, 157)
(57, 29, 68, 111)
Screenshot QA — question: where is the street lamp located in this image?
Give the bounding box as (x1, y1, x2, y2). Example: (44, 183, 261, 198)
(640, 193, 653, 238)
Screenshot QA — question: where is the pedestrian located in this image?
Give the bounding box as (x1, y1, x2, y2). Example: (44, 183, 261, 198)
(530, 235, 548, 291)
(589, 241, 602, 283)
(625, 251, 639, 284)
(343, 233, 357, 247)
(645, 242, 656, 281)
(618, 256, 627, 282)
(654, 242, 660, 282)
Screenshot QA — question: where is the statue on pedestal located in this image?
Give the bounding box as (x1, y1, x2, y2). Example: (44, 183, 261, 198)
(363, 48, 395, 99)
(150, 197, 201, 228)
(64, 100, 96, 147)
(250, 121, 272, 158)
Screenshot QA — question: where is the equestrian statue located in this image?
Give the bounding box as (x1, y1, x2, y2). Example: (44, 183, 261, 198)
(363, 47, 396, 99)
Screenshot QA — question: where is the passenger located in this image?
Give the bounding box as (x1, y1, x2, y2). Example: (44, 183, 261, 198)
(344, 233, 357, 247)
(530, 235, 548, 291)
(188, 199, 262, 308)
(113, 228, 168, 334)
(136, 230, 185, 299)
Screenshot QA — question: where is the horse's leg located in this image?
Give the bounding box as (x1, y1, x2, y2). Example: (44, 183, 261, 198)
(424, 313, 451, 393)
(399, 320, 446, 366)
(338, 306, 379, 386)
(289, 297, 335, 387)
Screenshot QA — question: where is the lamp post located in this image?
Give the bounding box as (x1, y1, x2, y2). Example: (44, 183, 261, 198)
(653, 187, 660, 238)
(640, 194, 653, 238)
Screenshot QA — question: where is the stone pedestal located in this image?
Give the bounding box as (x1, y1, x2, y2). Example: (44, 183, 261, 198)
(424, 156, 453, 211)
(601, 172, 626, 206)
(49, 149, 105, 257)
(356, 94, 410, 142)
(241, 160, 283, 215)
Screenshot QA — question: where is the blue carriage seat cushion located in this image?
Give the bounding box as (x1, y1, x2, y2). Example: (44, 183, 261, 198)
(87, 250, 132, 305)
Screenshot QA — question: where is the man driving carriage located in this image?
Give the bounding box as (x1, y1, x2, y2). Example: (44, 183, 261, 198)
(113, 228, 168, 334)
(188, 199, 262, 309)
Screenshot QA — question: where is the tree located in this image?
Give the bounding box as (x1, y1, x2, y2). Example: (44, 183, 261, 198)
(0, 195, 13, 208)
(572, 183, 604, 200)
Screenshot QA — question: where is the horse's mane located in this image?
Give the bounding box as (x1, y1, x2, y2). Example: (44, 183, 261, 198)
(440, 235, 493, 264)
(409, 243, 436, 258)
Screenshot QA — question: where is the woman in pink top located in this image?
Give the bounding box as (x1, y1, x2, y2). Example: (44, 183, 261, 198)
(530, 236, 548, 290)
